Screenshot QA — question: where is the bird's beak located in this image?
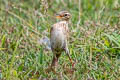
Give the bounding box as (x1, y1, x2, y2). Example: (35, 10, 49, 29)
(56, 14, 62, 19)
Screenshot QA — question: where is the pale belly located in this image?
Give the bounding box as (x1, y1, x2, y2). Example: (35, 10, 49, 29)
(50, 29, 66, 51)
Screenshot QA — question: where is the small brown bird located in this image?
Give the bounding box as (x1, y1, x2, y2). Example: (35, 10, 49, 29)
(50, 11, 73, 68)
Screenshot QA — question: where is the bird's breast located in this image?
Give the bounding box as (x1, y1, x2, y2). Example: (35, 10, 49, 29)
(50, 27, 66, 50)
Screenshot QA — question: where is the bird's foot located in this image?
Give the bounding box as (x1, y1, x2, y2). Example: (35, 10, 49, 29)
(45, 66, 59, 75)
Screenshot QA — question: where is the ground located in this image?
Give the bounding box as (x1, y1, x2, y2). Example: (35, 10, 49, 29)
(0, 0, 120, 80)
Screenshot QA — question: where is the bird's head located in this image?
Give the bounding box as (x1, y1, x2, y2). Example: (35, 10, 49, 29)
(56, 11, 71, 21)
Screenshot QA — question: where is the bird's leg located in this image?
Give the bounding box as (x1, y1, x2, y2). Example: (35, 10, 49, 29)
(65, 45, 74, 67)
(51, 55, 57, 73)
(46, 53, 58, 73)
(51, 52, 61, 72)
(51, 55, 58, 67)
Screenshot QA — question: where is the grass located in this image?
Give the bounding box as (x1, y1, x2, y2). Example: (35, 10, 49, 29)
(0, 0, 120, 80)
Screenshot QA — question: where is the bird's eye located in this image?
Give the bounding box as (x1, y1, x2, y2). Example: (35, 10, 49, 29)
(64, 14, 68, 16)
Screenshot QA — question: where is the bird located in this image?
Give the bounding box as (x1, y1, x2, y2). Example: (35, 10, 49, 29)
(50, 11, 74, 68)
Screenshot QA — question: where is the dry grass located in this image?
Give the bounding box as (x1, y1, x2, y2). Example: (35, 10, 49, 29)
(0, 0, 120, 80)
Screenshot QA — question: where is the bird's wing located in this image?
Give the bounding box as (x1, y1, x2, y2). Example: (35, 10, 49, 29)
(50, 24, 56, 36)
(50, 26, 54, 35)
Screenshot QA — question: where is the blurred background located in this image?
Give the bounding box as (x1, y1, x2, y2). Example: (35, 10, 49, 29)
(0, 0, 120, 80)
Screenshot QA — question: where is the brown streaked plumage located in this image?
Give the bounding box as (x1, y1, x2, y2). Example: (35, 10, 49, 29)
(50, 11, 73, 68)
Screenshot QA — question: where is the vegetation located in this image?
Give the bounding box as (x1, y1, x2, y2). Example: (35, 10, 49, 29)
(0, 0, 120, 80)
